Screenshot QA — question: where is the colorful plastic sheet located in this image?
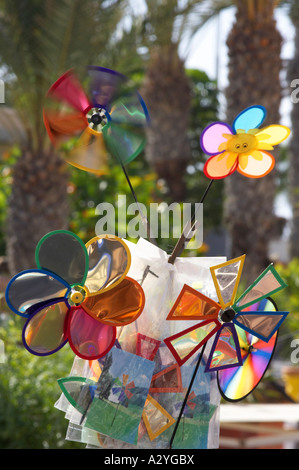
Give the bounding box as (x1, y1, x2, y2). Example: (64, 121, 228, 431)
(54, 239, 224, 449)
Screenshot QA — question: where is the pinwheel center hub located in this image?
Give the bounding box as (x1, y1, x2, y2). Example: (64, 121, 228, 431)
(68, 285, 86, 306)
(227, 133, 257, 154)
(87, 107, 108, 131)
(220, 308, 236, 323)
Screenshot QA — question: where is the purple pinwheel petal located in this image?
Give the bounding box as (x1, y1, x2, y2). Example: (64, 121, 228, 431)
(200, 122, 233, 155)
(205, 323, 243, 372)
(22, 299, 69, 356)
(87, 66, 126, 109)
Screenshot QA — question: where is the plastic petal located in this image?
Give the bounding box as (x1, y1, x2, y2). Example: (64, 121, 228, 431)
(164, 319, 221, 366)
(57, 376, 96, 414)
(234, 264, 287, 310)
(43, 110, 88, 147)
(36, 230, 89, 287)
(82, 277, 145, 326)
(205, 324, 243, 372)
(210, 255, 245, 309)
(66, 306, 116, 360)
(22, 299, 69, 355)
(62, 127, 109, 175)
(46, 70, 90, 113)
(87, 66, 128, 108)
(85, 235, 131, 295)
(256, 125, 290, 146)
(142, 396, 176, 441)
(5, 269, 70, 318)
(204, 152, 238, 179)
(136, 334, 161, 361)
(200, 122, 233, 155)
(149, 364, 183, 393)
(232, 105, 266, 133)
(233, 310, 288, 342)
(166, 284, 220, 321)
(102, 120, 147, 166)
(237, 150, 275, 178)
(110, 93, 149, 127)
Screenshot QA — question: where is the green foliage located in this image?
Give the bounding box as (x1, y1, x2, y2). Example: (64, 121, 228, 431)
(0, 146, 19, 255)
(0, 314, 84, 448)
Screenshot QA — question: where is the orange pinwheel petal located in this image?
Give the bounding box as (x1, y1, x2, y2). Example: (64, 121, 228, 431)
(237, 150, 275, 178)
(82, 277, 145, 326)
(204, 152, 238, 179)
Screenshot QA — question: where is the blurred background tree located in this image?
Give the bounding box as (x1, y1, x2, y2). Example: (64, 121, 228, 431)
(224, 0, 284, 284)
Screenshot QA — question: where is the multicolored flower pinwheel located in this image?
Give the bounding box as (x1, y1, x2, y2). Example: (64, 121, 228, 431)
(5, 230, 145, 360)
(43, 66, 149, 175)
(200, 105, 290, 179)
(164, 254, 288, 373)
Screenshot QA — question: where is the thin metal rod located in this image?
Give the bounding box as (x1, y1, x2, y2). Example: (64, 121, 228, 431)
(169, 343, 207, 448)
(168, 179, 215, 264)
(121, 163, 157, 245)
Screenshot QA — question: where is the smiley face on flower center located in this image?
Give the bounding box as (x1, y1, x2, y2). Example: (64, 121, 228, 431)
(226, 132, 258, 154)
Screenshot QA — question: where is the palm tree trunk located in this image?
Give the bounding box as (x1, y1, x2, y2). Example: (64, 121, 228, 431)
(6, 144, 69, 274)
(141, 44, 191, 202)
(224, 0, 283, 283)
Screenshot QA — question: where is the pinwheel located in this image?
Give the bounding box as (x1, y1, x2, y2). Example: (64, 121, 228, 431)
(200, 105, 290, 179)
(174, 391, 197, 418)
(43, 66, 154, 242)
(5, 230, 145, 360)
(111, 374, 135, 426)
(43, 66, 149, 175)
(164, 254, 288, 376)
(112, 374, 135, 404)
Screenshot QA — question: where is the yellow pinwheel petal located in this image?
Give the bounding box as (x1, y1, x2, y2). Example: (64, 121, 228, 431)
(256, 125, 290, 146)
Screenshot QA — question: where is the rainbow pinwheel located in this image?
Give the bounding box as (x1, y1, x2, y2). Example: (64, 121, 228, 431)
(164, 254, 288, 376)
(200, 105, 290, 179)
(5, 230, 145, 360)
(43, 66, 149, 175)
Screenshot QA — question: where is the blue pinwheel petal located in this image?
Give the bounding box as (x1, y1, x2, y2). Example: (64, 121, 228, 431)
(233, 310, 288, 342)
(232, 105, 266, 133)
(5, 268, 70, 318)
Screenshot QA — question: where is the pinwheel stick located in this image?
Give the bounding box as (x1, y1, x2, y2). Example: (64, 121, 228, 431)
(120, 163, 157, 246)
(168, 179, 215, 264)
(169, 343, 207, 449)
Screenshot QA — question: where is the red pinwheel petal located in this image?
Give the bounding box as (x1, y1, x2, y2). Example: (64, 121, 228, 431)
(66, 306, 116, 360)
(47, 70, 91, 114)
